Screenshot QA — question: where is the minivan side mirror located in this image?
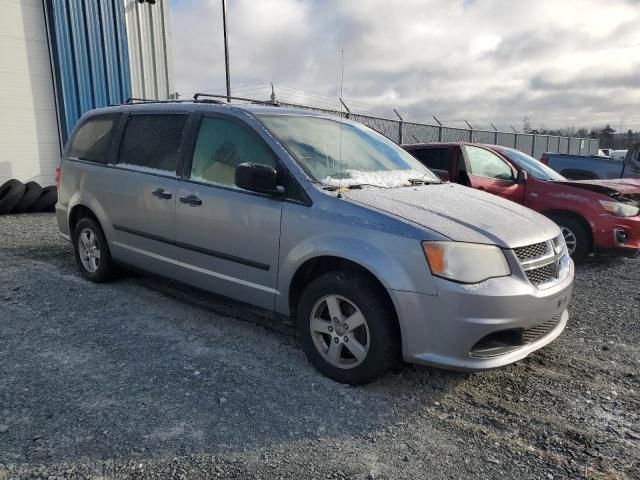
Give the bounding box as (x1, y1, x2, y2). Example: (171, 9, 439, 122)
(516, 170, 528, 184)
(235, 162, 284, 195)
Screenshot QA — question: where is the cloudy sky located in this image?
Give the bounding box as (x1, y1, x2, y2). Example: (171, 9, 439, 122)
(168, 0, 640, 131)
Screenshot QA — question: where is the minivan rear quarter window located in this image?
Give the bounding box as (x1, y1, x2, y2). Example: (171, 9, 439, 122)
(118, 114, 188, 173)
(68, 114, 119, 163)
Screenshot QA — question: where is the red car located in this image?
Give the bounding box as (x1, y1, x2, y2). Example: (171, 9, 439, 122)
(403, 142, 640, 263)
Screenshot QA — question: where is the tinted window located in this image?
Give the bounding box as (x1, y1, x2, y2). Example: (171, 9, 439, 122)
(68, 115, 118, 163)
(465, 145, 514, 180)
(410, 147, 451, 171)
(190, 116, 277, 188)
(118, 114, 187, 173)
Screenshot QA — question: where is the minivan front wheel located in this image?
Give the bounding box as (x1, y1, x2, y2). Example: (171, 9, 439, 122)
(296, 271, 399, 384)
(72, 217, 115, 282)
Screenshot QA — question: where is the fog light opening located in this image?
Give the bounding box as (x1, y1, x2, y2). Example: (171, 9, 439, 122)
(470, 329, 524, 358)
(614, 229, 628, 245)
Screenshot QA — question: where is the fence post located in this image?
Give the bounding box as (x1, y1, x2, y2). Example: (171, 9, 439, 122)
(546, 135, 550, 155)
(490, 123, 498, 145)
(464, 120, 473, 142)
(394, 109, 404, 145)
(339, 98, 351, 119)
(511, 125, 518, 148)
(566, 137, 570, 154)
(531, 135, 536, 157)
(433, 116, 443, 142)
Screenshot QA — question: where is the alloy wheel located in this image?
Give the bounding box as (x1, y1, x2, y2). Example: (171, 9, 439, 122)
(78, 228, 101, 273)
(561, 226, 577, 256)
(309, 294, 370, 369)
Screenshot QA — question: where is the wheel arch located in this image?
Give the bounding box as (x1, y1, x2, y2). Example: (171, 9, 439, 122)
(66, 192, 112, 241)
(541, 209, 594, 252)
(287, 255, 402, 350)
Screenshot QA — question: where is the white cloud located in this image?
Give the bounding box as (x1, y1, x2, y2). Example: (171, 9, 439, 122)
(469, 34, 502, 56)
(168, 0, 640, 130)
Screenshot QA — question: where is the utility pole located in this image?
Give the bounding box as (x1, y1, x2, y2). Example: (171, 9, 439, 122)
(222, 0, 231, 102)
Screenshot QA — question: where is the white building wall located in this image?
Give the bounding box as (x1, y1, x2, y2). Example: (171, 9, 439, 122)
(123, 0, 175, 100)
(0, 0, 61, 186)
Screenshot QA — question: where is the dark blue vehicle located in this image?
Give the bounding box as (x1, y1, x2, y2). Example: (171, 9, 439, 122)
(541, 144, 640, 180)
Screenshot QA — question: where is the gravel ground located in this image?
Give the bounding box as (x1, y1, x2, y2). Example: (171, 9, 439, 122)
(0, 213, 638, 480)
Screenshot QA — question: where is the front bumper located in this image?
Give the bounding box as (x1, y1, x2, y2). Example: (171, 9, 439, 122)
(390, 261, 574, 371)
(593, 214, 640, 255)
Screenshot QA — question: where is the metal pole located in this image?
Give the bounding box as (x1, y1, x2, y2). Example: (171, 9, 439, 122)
(394, 109, 404, 144)
(339, 98, 351, 119)
(531, 134, 536, 157)
(433, 116, 443, 142)
(464, 120, 473, 142)
(490, 123, 498, 145)
(222, 0, 231, 102)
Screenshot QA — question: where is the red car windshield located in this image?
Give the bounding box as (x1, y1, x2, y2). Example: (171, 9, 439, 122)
(498, 148, 566, 182)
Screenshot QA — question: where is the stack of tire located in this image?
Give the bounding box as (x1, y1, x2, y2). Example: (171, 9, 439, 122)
(0, 180, 57, 215)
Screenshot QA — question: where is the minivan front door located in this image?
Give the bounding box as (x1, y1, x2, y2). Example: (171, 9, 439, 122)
(174, 115, 283, 310)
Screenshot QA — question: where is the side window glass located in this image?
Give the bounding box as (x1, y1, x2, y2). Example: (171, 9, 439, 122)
(466, 146, 514, 180)
(68, 115, 118, 163)
(411, 148, 450, 171)
(190, 116, 277, 188)
(117, 114, 188, 174)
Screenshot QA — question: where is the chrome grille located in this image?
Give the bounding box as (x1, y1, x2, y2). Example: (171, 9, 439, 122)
(523, 315, 561, 343)
(514, 242, 549, 261)
(525, 263, 556, 285)
(514, 236, 569, 289)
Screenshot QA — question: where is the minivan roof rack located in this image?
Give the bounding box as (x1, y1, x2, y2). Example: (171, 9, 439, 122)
(193, 93, 279, 106)
(124, 97, 191, 104)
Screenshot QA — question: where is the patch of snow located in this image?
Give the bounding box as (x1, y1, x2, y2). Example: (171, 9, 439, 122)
(320, 169, 428, 188)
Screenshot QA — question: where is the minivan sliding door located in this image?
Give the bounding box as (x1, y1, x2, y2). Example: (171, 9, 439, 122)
(106, 113, 188, 278)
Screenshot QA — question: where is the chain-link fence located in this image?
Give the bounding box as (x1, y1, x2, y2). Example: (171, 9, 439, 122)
(278, 101, 599, 158)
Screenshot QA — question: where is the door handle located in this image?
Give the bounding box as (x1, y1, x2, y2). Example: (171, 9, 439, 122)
(152, 188, 172, 199)
(179, 194, 202, 206)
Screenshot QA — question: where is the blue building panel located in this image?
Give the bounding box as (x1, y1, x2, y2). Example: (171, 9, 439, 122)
(45, 0, 132, 142)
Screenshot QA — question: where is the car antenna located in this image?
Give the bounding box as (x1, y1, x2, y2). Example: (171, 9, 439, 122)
(337, 49, 345, 199)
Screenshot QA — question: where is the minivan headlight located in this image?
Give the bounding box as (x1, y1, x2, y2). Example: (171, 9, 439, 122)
(422, 241, 511, 284)
(599, 200, 639, 217)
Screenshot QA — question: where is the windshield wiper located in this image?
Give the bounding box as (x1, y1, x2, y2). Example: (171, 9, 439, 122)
(321, 183, 387, 191)
(407, 178, 442, 186)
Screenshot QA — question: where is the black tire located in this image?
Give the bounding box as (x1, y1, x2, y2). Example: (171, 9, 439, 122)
(72, 217, 115, 283)
(28, 185, 57, 213)
(296, 271, 400, 385)
(11, 181, 43, 213)
(547, 213, 591, 263)
(0, 180, 26, 214)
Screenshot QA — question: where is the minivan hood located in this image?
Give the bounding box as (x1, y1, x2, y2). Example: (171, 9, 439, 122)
(343, 183, 559, 248)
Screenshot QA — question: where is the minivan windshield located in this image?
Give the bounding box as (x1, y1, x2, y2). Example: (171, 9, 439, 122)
(258, 114, 441, 188)
(497, 148, 567, 181)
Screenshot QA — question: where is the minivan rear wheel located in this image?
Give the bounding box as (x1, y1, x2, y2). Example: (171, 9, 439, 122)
(296, 271, 399, 385)
(72, 217, 115, 282)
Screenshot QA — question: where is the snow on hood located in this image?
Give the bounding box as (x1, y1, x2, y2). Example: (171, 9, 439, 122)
(343, 183, 560, 248)
(321, 169, 430, 188)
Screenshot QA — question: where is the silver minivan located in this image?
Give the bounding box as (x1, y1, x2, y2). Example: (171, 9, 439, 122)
(56, 100, 574, 384)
